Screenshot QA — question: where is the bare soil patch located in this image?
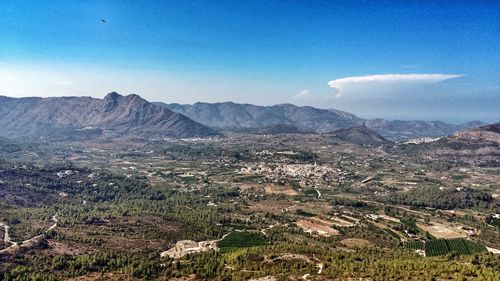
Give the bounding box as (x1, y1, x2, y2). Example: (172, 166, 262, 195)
(249, 200, 297, 214)
(264, 185, 298, 196)
(417, 222, 467, 239)
(341, 238, 373, 248)
(160, 239, 218, 259)
(296, 219, 339, 237)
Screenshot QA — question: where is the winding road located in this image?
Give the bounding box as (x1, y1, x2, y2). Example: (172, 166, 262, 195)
(315, 189, 321, 199)
(0, 214, 58, 254)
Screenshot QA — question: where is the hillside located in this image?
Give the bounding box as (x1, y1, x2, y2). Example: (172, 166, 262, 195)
(326, 125, 389, 145)
(0, 93, 216, 139)
(400, 123, 500, 166)
(437, 122, 500, 152)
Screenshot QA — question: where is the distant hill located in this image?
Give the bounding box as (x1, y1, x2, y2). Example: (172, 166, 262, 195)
(326, 125, 389, 146)
(0, 93, 216, 139)
(156, 102, 483, 140)
(440, 122, 500, 151)
(474, 123, 500, 134)
(363, 119, 485, 140)
(402, 122, 500, 166)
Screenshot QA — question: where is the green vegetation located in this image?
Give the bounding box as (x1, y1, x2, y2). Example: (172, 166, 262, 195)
(405, 239, 487, 257)
(303, 189, 319, 197)
(383, 228, 402, 241)
(294, 209, 316, 217)
(404, 241, 425, 250)
(425, 239, 487, 257)
(386, 186, 493, 210)
(486, 216, 500, 229)
(401, 216, 419, 234)
(218, 231, 268, 253)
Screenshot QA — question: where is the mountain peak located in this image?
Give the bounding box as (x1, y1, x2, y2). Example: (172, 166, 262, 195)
(103, 92, 148, 112)
(104, 91, 121, 100)
(103, 92, 122, 112)
(104, 92, 144, 102)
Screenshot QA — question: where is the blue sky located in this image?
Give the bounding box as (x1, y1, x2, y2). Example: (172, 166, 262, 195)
(1, 0, 499, 122)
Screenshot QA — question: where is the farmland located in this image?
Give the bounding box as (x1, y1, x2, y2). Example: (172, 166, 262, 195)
(425, 239, 487, 257)
(218, 231, 268, 253)
(405, 239, 487, 257)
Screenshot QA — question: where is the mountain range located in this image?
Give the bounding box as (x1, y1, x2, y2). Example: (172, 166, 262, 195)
(0, 93, 489, 140)
(156, 102, 483, 140)
(0, 93, 215, 139)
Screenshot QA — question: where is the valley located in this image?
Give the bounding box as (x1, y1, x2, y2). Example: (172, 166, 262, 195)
(0, 125, 498, 280)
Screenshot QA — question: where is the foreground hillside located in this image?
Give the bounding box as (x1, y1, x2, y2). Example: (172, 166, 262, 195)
(0, 93, 216, 139)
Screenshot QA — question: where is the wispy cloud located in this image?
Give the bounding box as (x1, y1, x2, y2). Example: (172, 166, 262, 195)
(293, 89, 311, 99)
(328, 73, 464, 97)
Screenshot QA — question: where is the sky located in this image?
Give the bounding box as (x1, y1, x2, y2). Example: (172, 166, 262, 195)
(0, 0, 499, 123)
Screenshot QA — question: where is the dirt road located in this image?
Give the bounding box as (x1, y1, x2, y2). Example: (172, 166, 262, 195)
(0, 222, 11, 244)
(0, 214, 58, 254)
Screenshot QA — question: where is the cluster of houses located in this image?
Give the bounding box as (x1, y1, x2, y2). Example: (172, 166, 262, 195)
(241, 162, 350, 187)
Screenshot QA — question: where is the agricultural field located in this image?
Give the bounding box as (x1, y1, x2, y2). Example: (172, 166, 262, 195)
(425, 239, 487, 257)
(217, 231, 268, 253)
(405, 239, 487, 257)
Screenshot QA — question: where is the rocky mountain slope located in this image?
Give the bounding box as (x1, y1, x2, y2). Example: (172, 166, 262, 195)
(0, 93, 216, 139)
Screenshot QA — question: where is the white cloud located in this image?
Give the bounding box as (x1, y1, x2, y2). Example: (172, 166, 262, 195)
(293, 89, 311, 99)
(328, 73, 464, 97)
